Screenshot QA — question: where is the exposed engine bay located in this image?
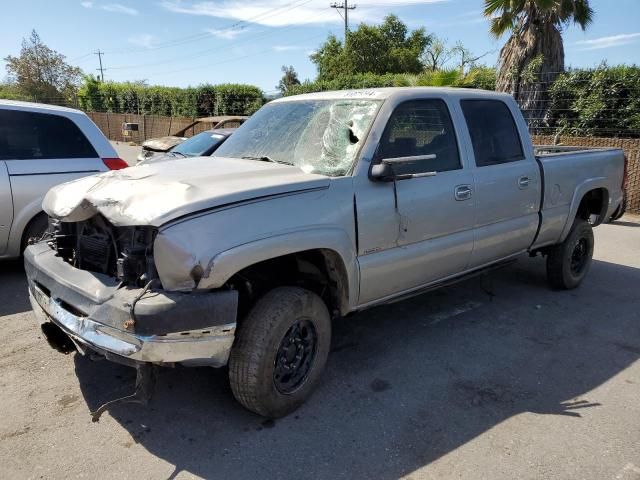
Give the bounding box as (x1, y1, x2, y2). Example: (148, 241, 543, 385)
(49, 215, 159, 287)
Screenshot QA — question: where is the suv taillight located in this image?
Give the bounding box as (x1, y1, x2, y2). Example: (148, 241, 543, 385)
(622, 155, 628, 189)
(102, 157, 128, 170)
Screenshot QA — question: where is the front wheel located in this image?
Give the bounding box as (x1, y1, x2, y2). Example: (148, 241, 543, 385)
(228, 287, 331, 418)
(546, 219, 594, 290)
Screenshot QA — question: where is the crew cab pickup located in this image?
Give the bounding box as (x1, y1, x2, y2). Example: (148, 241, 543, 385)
(25, 88, 626, 419)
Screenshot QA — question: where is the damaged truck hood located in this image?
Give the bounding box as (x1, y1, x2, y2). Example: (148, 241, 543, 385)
(43, 157, 330, 227)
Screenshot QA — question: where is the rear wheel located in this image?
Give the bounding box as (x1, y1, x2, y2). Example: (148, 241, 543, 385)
(228, 287, 331, 418)
(546, 219, 594, 290)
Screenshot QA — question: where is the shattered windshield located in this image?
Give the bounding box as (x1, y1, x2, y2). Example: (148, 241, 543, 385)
(213, 99, 381, 177)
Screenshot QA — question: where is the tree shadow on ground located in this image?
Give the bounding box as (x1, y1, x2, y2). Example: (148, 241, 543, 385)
(74, 257, 640, 480)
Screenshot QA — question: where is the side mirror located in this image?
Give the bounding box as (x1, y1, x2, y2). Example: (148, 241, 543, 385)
(369, 154, 437, 181)
(370, 162, 394, 181)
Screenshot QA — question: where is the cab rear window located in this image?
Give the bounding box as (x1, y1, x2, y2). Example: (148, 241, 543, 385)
(461, 100, 524, 167)
(0, 109, 97, 160)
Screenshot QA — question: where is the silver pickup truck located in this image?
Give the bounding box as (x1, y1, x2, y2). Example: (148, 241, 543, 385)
(25, 88, 626, 419)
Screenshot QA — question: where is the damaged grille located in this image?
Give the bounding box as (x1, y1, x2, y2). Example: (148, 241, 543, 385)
(78, 230, 112, 273)
(50, 216, 159, 287)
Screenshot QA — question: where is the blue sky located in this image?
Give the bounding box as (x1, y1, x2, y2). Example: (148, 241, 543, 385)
(2, 0, 640, 94)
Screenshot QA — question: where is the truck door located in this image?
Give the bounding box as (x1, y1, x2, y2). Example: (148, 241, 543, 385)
(0, 161, 12, 254)
(459, 99, 541, 268)
(356, 98, 475, 305)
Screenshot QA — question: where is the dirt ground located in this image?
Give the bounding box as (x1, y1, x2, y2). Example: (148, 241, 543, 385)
(1, 216, 639, 480)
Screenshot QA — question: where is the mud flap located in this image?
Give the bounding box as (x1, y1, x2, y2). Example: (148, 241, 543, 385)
(90, 363, 157, 423)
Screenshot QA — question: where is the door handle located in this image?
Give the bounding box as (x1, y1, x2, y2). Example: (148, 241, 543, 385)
(518, 176, 530, 189)
(455, 185, 473, 201)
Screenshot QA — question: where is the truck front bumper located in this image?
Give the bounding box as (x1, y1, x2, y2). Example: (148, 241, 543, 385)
(25, 243, 238, 367)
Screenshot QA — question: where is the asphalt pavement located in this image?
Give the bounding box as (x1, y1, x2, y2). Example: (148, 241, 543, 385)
(111, 140, 140, 166)
(0, 217, 639, 479)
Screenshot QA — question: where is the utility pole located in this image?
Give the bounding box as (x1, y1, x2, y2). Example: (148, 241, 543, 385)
(330, 1, 356, 44)
(95, 50, 105, 82)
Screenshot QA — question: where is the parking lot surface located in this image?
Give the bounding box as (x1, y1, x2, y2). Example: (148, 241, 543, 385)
(1, 217, 639, 480)
(110, 140, 140, 166)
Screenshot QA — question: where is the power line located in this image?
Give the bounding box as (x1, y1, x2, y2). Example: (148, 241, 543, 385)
(95, 50, 106, 81)
(63, 0, 319, 74)
(68, 52, 94, 63)
(330, 1, 356, 44)
(97, 0, 314, 56)
(107, 24, 304, 71)
(140, 31, 327, 78)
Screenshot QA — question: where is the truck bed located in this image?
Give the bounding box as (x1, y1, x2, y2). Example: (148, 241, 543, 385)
(532, 145, 625, 249)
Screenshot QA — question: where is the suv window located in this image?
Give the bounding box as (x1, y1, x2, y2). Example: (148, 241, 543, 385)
(377, 99, 461, 175)
(0, 109, 97, 160)
(460, 100, 524, 167)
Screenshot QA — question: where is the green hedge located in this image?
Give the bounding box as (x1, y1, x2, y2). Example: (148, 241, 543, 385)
(546, 65, 640, 137)
(7, 65, 640, 138)
(285, 67, 497, 96)
(0, 83, 32, 101)
(78, 77, 265, 117)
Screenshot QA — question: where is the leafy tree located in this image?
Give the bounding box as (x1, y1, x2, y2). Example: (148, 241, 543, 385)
(485, 0, 594, 124)
(77, 74, 105, 112)
(421, 37, 452, 71)
(4, 30, 83, 104)
(0, 83, 30, 101)
(450, 41, 492, 74)
(277, 65, 301, 95)
(309, 35, 347, 81)
(311, 15, 432, 81)
(421, 37, 491, 74)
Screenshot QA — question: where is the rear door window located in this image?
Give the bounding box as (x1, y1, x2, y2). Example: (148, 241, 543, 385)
(461, 100, 524, 167)
(376, 99, 461, 175)
(0, 109, 97, 160)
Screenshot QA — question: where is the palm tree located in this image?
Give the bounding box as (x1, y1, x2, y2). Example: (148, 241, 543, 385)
(485, 0, 594, 125)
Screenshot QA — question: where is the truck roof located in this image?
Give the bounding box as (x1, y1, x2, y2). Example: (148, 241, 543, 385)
(272, 87, 513, 103)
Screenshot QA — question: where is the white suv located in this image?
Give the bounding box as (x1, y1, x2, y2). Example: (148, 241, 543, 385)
(0, 100, 127, 259)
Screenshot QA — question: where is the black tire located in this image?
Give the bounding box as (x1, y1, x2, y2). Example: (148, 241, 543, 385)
(546, 219, 594, 290)
(228, 287, 331, 418)
(21, 214, 50, 252)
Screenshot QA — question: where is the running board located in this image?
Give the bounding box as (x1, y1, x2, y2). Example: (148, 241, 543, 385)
(376, 258, 518, 308)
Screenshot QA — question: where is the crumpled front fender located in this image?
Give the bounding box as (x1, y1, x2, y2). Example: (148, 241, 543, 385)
(153, 225, 358, 310)
(153, 233, 200, 291)
(197, 227, 357, 291)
